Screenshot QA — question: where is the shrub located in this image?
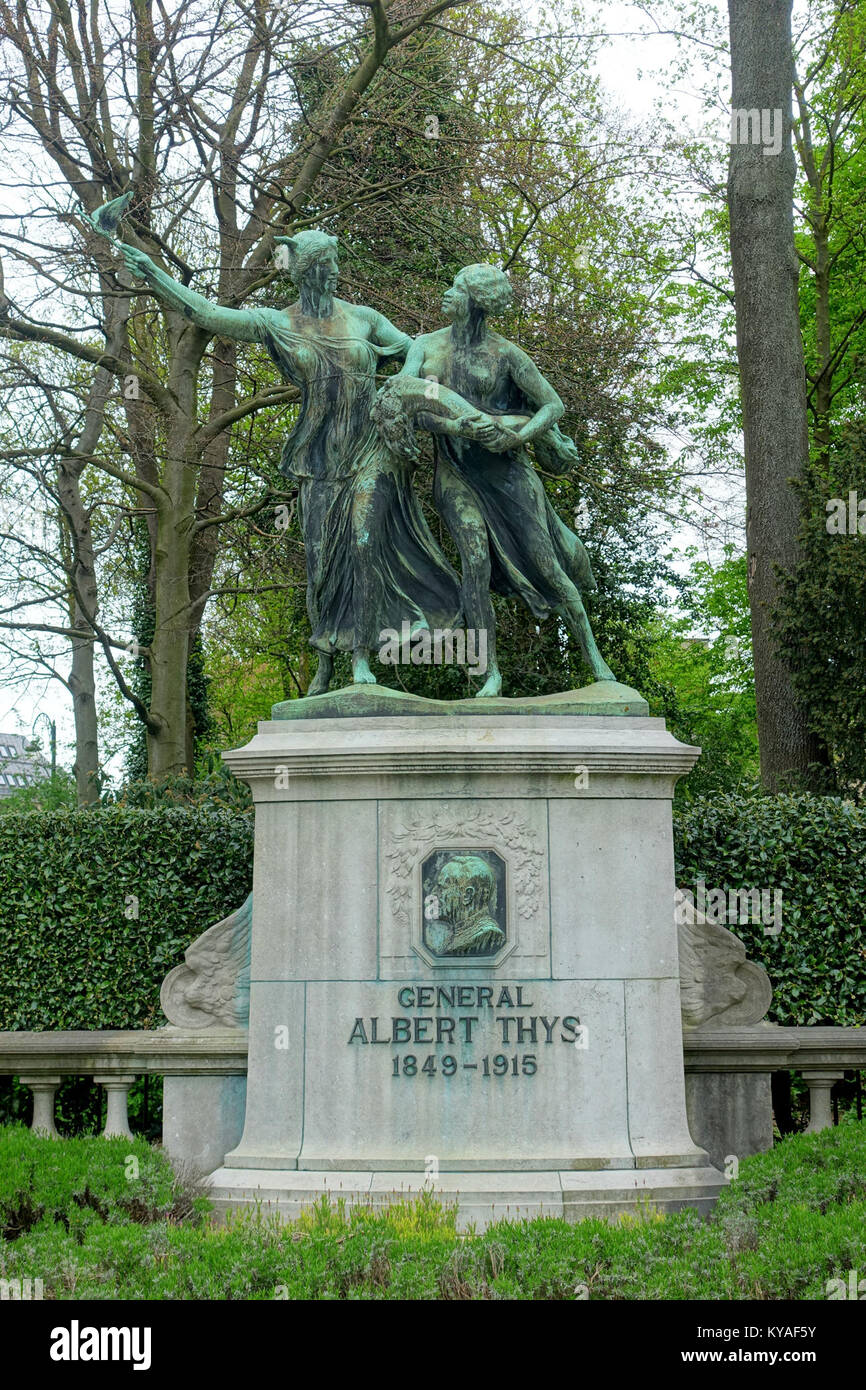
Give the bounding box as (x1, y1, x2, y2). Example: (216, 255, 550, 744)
(0, 1122, 863, 1300)
(673, 794, 866, 1026)
(0, 806, 253, 1030)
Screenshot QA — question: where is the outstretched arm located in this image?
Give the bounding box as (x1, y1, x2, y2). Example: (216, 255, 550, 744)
(366, 308, 411, 360)
(120, 245, 266, 344)
(507, 345, 565, 443)
(378, 374, 529, 449)
(400, 337, 428, 375)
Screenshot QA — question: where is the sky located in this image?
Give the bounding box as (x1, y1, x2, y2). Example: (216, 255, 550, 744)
(0, 0, 738, 770)
(593, 0, 728, 120)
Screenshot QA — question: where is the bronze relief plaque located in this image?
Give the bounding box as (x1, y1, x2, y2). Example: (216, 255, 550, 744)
(421, 849, 507, 959)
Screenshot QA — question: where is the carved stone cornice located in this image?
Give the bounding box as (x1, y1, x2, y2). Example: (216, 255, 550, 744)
(223, 715, 701, 796)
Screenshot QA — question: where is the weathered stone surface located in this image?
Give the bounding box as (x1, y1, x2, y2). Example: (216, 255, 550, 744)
(225, 713, 699, 802)
(205, 1165, 726, 1232)
(224, 982, 304, 1168)
(251, 800, 378, 980)
(549, 797, 679, 979)
(676, 890, 773, 1029)
(212, 711, 715, 1210)
(163, 1075, 247, 1174)
(290, 980, 633, 1172)
(685, 1072, 773, 1171)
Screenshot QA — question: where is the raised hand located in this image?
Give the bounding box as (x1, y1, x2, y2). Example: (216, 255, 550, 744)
(82, 189, 133, 241)
(119, 244, 158, 282)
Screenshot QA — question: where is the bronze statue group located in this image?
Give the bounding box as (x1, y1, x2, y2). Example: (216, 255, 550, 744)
(120, 229, 615, 698)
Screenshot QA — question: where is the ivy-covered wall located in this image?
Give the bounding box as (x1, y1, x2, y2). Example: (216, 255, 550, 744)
(674, 795, 866, 1027)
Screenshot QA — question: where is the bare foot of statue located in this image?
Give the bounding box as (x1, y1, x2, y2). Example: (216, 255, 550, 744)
(475, 667, 502, 698)
(307, 652, 333, 696)
(352, 648, 377, 684)
(594, 660, 617, 682)
(586, 641, 616, 682)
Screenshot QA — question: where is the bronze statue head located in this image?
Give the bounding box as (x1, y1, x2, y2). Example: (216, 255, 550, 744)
(275, 230, 339, 294)
(442, 263, 513, 321)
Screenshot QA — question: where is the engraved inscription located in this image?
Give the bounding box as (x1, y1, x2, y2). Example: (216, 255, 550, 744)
(346, 984, 583, 1080)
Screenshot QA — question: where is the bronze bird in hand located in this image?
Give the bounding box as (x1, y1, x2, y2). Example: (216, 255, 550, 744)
(82, 189, 134, 241)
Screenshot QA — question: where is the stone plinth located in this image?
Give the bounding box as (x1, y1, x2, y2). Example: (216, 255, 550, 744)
(208, 694, 724, 1225)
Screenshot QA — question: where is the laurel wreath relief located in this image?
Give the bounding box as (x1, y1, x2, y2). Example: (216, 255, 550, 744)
(384, 806, 544, 932)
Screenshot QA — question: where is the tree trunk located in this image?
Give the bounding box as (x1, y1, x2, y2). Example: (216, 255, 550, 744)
(55, 286, 130, 804)
(812, 205, 832, 465)
(68, 616, 100, 803)
(727, 0, 824, 791)
(147, 415, 196, 778)
(148, 515, 192, 778)
(56, 460, 101, 804)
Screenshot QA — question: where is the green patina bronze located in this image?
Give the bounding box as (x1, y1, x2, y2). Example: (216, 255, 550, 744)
(395, 263, 614, 697)
(120, 230, 458, 696)
(270, 680, 648, 719)
(106, 200, 618, 703)
(422, 852, 506, 958)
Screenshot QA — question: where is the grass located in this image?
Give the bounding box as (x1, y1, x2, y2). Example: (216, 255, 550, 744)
(1, 1122, 865, 1299)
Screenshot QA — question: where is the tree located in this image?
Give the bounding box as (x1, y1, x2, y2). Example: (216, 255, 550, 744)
(793, 0, 866, 464)
(0, 0, 473, 783)
(727, 0, 826, 790)
(774, 422, 866, 797)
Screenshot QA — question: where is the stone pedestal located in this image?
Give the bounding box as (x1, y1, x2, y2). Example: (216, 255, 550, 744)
(163, 1075, 247, 1174)
(685, 1072, 773, 1171)
(207, 691, 724, 1226)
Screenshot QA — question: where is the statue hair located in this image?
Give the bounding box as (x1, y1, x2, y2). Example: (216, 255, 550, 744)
(458, 264, 513, 316)
(275, 230, 338, 285)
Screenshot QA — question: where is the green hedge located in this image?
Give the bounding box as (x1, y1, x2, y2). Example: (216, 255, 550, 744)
(0, 1121, 864, 1298)
(0, 807, 253, 1030)
(673, 794, 866, 1027)
(0, 794, 863, 1032)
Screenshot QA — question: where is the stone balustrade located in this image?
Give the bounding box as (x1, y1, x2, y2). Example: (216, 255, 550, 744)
(0, 1030, 246, 1144)
(683, 1025, 864, 1166)
(0, 1025, 862, 1163)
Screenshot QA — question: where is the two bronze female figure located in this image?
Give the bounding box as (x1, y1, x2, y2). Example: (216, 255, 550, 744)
(120, 230, 615, 696)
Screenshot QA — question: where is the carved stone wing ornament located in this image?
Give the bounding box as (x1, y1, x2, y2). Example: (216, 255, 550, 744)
(676, 888, 772, 1029)
(160, 892, 252, 1029)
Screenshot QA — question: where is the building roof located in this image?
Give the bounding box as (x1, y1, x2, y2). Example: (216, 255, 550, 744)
(0, 733, 48, 798)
